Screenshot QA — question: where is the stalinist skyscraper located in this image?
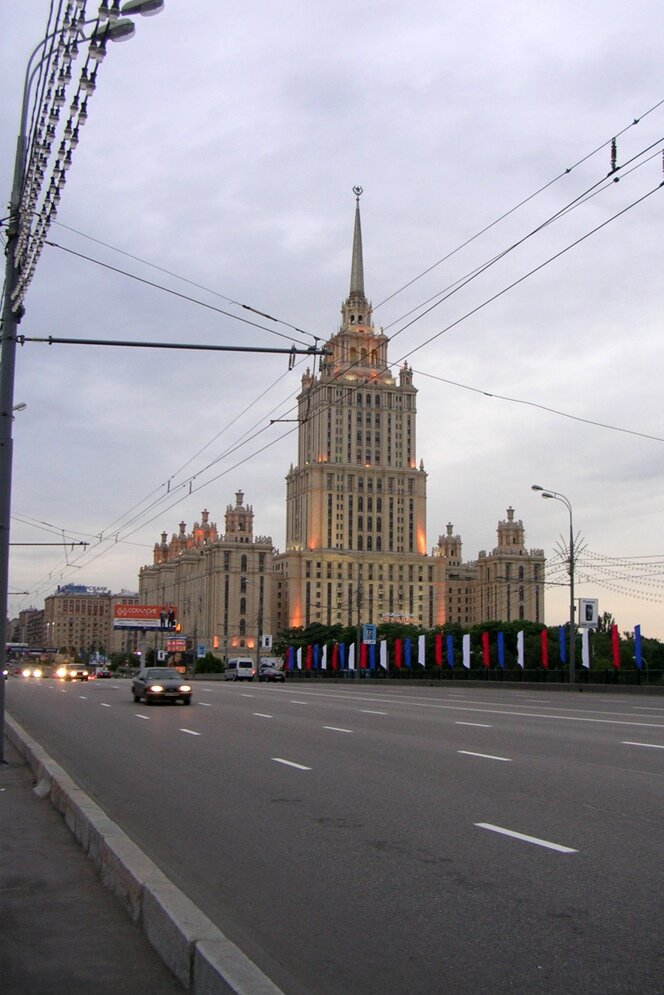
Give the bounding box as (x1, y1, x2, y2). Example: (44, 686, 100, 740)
(273, 189, 440, 630)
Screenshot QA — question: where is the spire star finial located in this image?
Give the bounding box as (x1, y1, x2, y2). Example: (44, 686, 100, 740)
(352, 185, 363, 201)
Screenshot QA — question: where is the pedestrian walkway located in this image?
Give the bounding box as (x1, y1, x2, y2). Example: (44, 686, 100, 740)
(1, 737, 183, 995)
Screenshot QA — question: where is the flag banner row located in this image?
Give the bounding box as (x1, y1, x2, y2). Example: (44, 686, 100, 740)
(284, 626, 634, 672)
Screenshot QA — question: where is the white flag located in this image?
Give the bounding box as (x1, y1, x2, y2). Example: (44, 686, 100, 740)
(462, 633, 471, 669)
(379, 640, 387, 670)
(296, 646, 302, 670)
(418, 634, 425, 667)
(348, 643, 355, 670)
(517, 631, 524, 669)
(321, 644, 327, 670)
(581, 628, 590, 669)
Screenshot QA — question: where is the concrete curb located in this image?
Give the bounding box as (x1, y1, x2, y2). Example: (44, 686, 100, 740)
(6, 715, 285, 995)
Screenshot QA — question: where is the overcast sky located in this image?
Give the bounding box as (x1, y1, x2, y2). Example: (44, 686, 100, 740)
(3, 1, 663, 640)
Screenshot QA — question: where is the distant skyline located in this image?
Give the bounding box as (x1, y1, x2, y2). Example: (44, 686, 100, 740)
(2, 1, 663, 638)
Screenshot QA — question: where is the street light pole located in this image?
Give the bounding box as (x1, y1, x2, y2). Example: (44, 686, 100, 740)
(532, 485, 575, 685)
(0, 2, 164, 763)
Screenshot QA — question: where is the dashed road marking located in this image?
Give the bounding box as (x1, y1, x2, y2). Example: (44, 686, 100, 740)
(324, 726, 353, 733)
(475, 823, 577, 853)
(622, 741, 664, 750)
(180, 728, 201, 736)
(456, 721, 492, 728)
(253, 712, 273, 719)
(458, 750, 511, 762)
(359, 709, 387, 715)
(272, 758, 311, 771)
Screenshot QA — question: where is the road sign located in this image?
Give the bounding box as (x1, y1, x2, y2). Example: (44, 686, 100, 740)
(197, 644, 206, 659)
(362, 623, 377, 645)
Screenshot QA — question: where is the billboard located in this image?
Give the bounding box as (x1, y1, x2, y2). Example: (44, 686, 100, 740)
(578, 598, 599, 628)
(113, 604, 177, 630)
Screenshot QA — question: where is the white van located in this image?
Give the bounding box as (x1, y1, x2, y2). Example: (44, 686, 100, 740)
(225, 658, 255, 681)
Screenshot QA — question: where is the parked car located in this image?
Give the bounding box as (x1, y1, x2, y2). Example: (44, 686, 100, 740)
(132, 667, 192, 705)
(94, 668, 112, 679)
(56, 664, 89, 681)
(259, 664, 285, 683)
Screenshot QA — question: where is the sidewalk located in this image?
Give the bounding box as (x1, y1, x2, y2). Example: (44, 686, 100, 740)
(0, 736, 184, 995)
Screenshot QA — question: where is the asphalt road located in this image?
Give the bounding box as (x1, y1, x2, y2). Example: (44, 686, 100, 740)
(6, 678, 664, 994)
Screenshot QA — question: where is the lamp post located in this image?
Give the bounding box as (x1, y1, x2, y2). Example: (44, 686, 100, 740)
(0, 1, 164, 763)
(531, 485, 575, 685)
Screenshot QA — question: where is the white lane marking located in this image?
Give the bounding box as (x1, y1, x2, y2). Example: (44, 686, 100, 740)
(476, 823, 578, 853)
(631, 706, 664, 712)
(100, 703, 111, 708)
(253, 712, 273, 719)
(272, 758, 311, 771)
(135, 714, 150, 720)
(622, 741, 664, 750)
(275, 688, 664, 728)
(180, 728, 201, 736)
(79, 696, 87, 700)
(240, 693, 254, 698)
(198, 702, 212, 707)
(456, 721, 492, 728)
(458, 750, 511, 762)
(359, 709, 387, 715)
(324, 726, 353, 733)
(289, 700, 308, 704)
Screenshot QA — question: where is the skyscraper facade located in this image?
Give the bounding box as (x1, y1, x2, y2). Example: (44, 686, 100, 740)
(273, 190, 545, 632)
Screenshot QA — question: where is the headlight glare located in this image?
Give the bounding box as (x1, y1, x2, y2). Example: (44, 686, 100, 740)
(149, 684, 164, 692)
(179, 684, 191, 692)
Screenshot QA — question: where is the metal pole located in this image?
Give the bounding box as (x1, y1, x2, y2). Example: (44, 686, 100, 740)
(568, 503, 575, 686)
(0, 125, 27, 764)
(531, 485, 575, 687)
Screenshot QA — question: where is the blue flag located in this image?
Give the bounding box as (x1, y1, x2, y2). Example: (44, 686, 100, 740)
(559, 626, 566, 663)
(313, 644, 319, 670)
(404, 638, 411, 668)
(634, 624, 642, 669)
(497, 631, 505, 669)
(446, 634, 454, 668)
(369, 644, 376, 670)
(339, 643, 346, 670)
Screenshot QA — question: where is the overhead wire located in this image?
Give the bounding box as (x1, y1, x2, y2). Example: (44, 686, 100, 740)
(11, 107, 664, 604)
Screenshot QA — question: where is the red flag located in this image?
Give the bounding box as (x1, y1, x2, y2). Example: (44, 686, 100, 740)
(331, 643, 338, 671)
(305, 645, 312, 670)
(434, 633, 442, 667)
(360, 643, 367, 669)
(611, 624, 620, 668)
(394, 638, 402, 669)
(481, 631, 490, 668)
(540, 629, 549, 669)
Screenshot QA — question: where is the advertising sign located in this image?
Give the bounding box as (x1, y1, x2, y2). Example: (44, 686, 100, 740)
(113, 604, 177, 630)
(578, 598, 599, 628)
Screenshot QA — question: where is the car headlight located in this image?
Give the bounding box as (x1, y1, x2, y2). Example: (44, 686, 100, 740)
(179, 684, 191, 693)
(82, 670, 89, 677)
(149, 684, 164, 693)
(33, 668, 42, 678)
(22, 668, 32, 678)
(56, 666, 67, 678)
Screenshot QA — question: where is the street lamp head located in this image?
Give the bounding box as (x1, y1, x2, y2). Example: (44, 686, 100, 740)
(121, 0, 166, 15)
(92, 18, 136, 42)
(531, 484, 544, 492)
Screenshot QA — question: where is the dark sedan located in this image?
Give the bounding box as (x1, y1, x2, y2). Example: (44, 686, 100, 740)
(131, 667, 192, 705)
(259, 665, 285, 683)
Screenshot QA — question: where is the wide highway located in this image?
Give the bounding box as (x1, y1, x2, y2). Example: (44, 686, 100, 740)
(7, 678, 664, 994)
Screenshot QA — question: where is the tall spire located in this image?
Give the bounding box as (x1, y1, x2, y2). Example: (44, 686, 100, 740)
(349, 185, 365, 297)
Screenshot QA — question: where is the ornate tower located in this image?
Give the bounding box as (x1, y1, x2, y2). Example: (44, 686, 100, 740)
(276, 189, 435, 630)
